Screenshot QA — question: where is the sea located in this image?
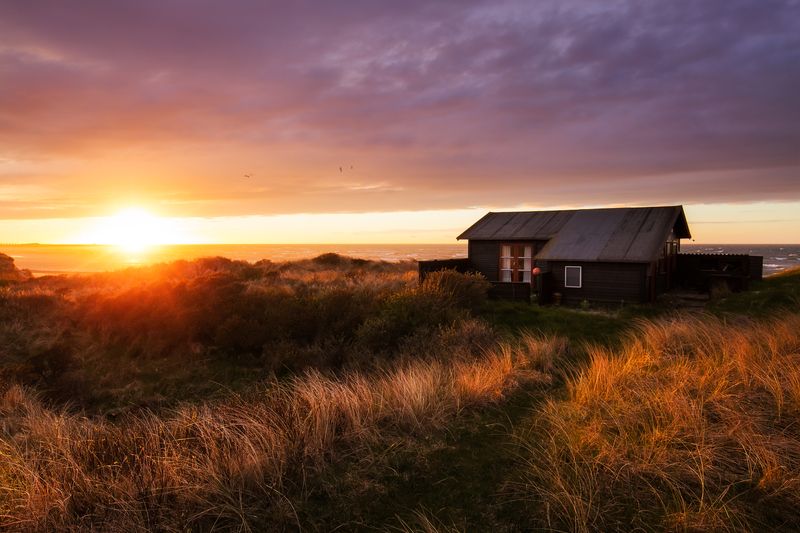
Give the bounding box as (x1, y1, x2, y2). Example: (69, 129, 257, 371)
(2, 243, 799, 277)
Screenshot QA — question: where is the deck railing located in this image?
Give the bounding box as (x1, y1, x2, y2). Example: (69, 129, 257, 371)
(676, 253, 763, 292)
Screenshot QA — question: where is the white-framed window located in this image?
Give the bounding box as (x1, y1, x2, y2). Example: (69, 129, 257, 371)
(564, 266, 582, 288)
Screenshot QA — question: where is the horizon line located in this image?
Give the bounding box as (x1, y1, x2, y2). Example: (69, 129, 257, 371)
(3, 242, 800, 247)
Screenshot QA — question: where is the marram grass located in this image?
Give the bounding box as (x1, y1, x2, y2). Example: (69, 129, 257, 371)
(520, 312, 800, 532)
(0, 335, 558, 532)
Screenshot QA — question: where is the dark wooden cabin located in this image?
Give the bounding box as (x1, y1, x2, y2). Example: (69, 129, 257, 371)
(447, 206, 690, 304)
(420, 205, 764, 305)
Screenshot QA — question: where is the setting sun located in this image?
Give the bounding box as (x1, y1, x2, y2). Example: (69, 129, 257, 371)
(79, 208, 190, 252)
(1, 2, 799, 531)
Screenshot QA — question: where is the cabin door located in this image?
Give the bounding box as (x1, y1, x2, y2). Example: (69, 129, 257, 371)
(499, 244, 533, 282)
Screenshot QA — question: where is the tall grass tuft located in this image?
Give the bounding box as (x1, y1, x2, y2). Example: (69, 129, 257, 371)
(0, 335, 557, 531)
(519, 313, 800, 532)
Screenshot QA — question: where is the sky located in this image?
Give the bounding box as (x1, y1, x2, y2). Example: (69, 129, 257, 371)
(1, 0, 799, 244)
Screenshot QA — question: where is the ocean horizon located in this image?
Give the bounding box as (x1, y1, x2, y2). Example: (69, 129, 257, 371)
(3, 242, 799, 277)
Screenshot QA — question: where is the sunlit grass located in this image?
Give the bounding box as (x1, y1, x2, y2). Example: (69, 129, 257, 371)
(0, 336, 558, 531)
(4, 253, 800, 530)
(519, 312, 800, 531)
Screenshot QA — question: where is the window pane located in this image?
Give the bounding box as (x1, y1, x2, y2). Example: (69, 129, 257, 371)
(522, 271, 531, 283)
(501, 258, 511, 269)
(501, 270, 512, 282)
(523, 246, 532, 258)
(501, 245, 511, 257)
(523, 258, 532, 270)
(565, 266, 581, 288)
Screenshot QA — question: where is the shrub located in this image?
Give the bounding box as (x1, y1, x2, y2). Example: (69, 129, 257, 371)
(0, 255, 489, 411)
(0, 315, 79, 402)
(355, 284, 464, 353)
(0, 253, 31, 283)
(312, 252, 345, 266)
(76, 280, 194, 356)
(0, 287, 62, 322)
(421, 270, 490, 312)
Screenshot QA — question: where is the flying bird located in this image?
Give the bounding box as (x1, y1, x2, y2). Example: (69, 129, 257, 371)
(243, 173, 253, 178)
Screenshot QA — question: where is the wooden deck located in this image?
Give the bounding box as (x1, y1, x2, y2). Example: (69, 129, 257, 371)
(675, 253, 763, 292)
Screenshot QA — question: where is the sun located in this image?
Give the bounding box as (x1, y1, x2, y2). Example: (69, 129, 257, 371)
(85, 207, 187, 252)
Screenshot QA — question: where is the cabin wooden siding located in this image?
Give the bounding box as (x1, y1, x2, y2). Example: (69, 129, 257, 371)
(488, 282, 531, 301)
(468, 240, 500, 281)
(468, 241, 665, 304)
(545, 261, 649, 304)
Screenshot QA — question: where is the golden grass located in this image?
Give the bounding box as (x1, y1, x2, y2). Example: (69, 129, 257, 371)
(0, 335, 559, 531)
(393, 508, 462, 533)
(520, 313, 800, 532)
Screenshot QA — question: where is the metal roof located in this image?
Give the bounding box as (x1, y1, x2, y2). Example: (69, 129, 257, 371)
(457, 206, 691, 263)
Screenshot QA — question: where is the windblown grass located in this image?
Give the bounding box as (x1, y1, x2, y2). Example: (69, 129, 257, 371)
(393, 508, 462, 533)
(520, 312, 800, 532)
(0, 334, 559, 532)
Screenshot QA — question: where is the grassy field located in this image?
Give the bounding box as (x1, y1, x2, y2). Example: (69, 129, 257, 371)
(1, 255, 799, 531)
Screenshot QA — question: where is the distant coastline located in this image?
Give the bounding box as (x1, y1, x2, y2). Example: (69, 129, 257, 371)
(2, 242, 798, 277)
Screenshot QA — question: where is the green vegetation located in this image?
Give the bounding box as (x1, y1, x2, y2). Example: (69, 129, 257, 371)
(0, 258, 492, 412)
(709, 266, 800, 317)
(0, 253, 32, 284)
(483, 299, 629, 347)
(1, 256, 799, 531)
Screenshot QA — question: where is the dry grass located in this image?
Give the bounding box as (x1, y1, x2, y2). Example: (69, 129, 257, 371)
(520, 313, 800, 532)
(0, 335, 558, 532)
(392, 508, 463, 533)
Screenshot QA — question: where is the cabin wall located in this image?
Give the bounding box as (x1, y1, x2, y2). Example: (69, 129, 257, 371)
(468, 240, 501, 281)
(488, 282, 531, 301)
(467, 239, 548, 282)
(544, 261, 649, 305)
(468, 239, 651, 304)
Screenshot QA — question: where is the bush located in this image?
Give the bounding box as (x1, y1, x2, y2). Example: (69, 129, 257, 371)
(312, 252, 345, 266)
(355, 284, 464, 353)
(0, 254, 496, 410)
(421, 270, 490, 312)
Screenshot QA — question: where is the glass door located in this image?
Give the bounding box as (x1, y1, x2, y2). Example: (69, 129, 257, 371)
(500, 244, 533, 282)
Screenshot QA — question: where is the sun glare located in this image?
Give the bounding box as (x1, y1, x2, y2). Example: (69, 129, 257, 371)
(85, 208, 187, 252)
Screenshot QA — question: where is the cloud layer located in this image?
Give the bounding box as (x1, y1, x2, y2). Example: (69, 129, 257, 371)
(1, 0, 799, 218)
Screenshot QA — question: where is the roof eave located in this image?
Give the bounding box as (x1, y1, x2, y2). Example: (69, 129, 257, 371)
(674, 207, 692, 239)
(456, 211, 494, 240)
(536, 257, 654, 264)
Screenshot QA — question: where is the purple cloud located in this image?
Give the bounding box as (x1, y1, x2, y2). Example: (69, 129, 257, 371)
(0, 0, 798, 218)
